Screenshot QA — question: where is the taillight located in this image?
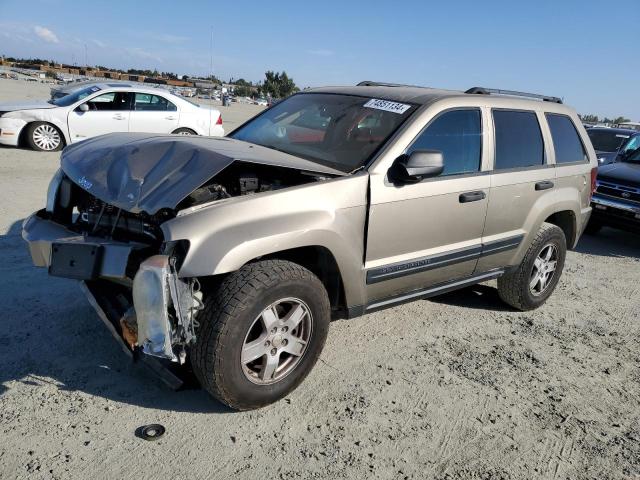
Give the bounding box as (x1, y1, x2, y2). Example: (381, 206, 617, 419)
(216, 114, 222, 125)
(590, 166, 598, 199)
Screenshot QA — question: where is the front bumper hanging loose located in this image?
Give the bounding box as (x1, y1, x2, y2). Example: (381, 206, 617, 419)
(22, 211, 200, 387)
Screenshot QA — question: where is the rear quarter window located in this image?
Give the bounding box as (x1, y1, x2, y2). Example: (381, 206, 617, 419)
(546, 113, 587, 164)
(493, 110, 544, 170)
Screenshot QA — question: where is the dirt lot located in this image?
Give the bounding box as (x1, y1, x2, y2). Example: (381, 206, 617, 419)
(0, 78, 639, 480)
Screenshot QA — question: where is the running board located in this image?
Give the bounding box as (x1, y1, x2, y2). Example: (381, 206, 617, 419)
(365, 269, 504, 314)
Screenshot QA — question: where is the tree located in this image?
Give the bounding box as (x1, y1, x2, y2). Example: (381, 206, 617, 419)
(579, 114, 599, 123)
(261, 70, 298, 98)
(234, 84, 252, 97)
(612, 116, 630, 125)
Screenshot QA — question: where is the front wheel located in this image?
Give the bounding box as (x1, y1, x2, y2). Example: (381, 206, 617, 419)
(25, 122, 64, 151)
(497, 223, 567, 311)
(191, 260, 330, 410)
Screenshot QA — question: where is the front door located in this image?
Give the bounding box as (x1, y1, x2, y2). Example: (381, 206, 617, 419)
(67, 91, 132, 142)
(129, 93, 180, 134)
(365, 108, 490, 304)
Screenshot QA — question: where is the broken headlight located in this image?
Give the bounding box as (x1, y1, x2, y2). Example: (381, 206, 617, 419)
(132, 254, 202, 363)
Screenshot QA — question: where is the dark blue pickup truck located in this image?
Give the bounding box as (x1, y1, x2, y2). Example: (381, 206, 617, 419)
(588, 146, 640, 234)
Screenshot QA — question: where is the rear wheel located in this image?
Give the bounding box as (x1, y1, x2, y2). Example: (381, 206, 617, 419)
(497, 223, 566, 311)
(26, 122, 64, 151)
(172, 127, 197, 135)
(191, 260, 330, 410)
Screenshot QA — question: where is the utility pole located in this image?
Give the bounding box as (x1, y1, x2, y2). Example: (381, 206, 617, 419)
(84, 43, 88, 68)
(209, 26, 213, 81)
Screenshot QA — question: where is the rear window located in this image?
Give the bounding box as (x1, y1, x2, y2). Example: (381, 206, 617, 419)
(546, 114, 587, 164)
(493, 110, 544, 170)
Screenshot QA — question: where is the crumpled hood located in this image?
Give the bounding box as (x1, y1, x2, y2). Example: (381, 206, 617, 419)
(597, 161, 640, 185)
(0, 100, 57, 112)
(61, 132, 343, 214)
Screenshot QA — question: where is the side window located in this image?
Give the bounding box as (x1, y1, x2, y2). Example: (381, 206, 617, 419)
(85, 92, 131, 111)
(546, 113, 587, 164)
(493, 110, 544, 170)
(134, 93, 177, 111)
(407, 109, 482, 176)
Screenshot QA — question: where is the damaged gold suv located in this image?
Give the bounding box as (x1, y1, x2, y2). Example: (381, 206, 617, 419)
(23, 82, 597, 410)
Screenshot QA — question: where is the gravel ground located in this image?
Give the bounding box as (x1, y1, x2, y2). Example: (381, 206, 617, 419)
(0, 78, 639, 480)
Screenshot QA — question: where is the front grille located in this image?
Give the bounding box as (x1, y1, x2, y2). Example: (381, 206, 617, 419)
(595, 181, 640, 204)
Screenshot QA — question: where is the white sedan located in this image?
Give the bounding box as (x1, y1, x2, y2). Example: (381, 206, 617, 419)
(0, 83, 224, 151)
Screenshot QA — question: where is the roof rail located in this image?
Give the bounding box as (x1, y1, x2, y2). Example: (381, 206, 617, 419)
(465, 87, 563, 104)
(357, 81, 426, 89)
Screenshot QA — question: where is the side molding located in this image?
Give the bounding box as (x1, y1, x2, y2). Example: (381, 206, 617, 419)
(366, 234, 523, 284)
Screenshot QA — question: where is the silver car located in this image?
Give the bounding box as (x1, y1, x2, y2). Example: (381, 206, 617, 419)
(23, 82, 597, 410)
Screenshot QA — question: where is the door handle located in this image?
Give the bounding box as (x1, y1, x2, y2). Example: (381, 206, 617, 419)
(459, 191, 486, 203)
(113, 114, 125, 120)
(165, 116, 177, 120)
(535, 181, 554, 191)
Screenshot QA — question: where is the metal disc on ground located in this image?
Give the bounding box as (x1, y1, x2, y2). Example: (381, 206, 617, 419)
(137, 424, 166, 441)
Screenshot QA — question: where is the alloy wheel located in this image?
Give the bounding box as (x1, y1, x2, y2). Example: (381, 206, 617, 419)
(32, 124, 61, 151)
(241, 298, 313, 385)
(529, 243, 558, 296)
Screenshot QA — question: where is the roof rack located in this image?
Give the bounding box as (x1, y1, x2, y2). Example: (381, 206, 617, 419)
(465, 87, 562, 104)
(357, 81, 426, 89)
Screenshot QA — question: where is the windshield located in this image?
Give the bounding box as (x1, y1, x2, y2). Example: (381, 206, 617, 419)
(587, 129, 630, 152)
(51, 85, 102, 107)
(230, 93, 417, 172)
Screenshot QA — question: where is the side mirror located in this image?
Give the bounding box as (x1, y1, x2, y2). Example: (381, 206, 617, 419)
(389, 150, 444, 183)
(78, 103, 89, 112)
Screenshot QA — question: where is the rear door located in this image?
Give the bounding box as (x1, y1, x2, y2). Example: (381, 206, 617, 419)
(476, 109, 556, 273)
(67, 91, 132, 141)
(129, 93, 179, 134)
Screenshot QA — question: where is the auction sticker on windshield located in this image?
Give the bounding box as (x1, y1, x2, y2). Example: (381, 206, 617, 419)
(364, 99, 411, 114)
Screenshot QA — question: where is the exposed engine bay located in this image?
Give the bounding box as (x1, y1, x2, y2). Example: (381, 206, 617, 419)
(51, 160, 329, 246)
(179, 161, 331, 209)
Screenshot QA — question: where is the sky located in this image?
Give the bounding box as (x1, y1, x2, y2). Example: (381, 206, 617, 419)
(0, 0, 638, 120)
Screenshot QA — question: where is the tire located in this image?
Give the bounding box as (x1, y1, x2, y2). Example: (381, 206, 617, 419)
(584, 220, 602, 235)
(191, 260, 331, 410)
(497, 222, 566, 311)
(25, 122, 64, 151)
(172, 128, 197, 135)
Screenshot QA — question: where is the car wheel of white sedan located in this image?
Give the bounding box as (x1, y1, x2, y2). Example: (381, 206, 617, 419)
(26, 122, 64, 152)
(172, 128, 197, 136)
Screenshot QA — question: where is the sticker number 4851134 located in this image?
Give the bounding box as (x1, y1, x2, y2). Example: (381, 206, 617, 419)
(364, 98, 411, 114)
